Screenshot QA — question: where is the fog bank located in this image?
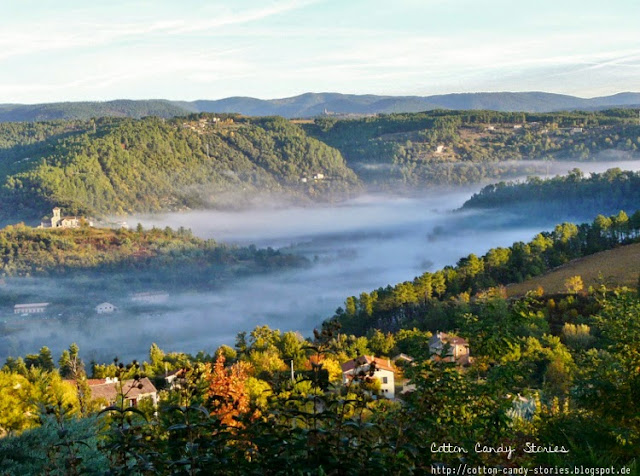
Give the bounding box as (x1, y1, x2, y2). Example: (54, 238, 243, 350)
(3, 160, 640, 363)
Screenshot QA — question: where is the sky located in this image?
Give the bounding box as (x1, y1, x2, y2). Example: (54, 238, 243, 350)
(0, 0, 638, 103)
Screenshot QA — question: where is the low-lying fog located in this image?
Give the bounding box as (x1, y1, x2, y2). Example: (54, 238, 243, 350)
(2, 160, 640, 363)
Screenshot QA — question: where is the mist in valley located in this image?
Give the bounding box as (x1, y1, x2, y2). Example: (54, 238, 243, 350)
(2, 159, 640, 364)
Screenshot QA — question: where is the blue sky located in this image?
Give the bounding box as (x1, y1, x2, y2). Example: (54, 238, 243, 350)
(0, 0, 638, 103)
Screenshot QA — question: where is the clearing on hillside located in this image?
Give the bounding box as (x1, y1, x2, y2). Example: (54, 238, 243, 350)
(506, 242, 640, 297)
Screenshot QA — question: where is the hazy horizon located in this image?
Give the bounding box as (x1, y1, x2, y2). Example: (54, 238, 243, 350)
(2, 89, 639, 106)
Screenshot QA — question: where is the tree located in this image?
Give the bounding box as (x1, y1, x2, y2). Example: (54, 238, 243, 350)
(0, 371, 37, 436)
(59, 343, 84, 379)
(564, 275, 584, 295)
(278, 331, 306, 369)
(368, 329, 395, 356)
(358, 292, 374, 316)
(345, 296, 357, 316)
(215, 345, 237, 362)
(205, 355, 251, 427)
(25, 347, 55, 372)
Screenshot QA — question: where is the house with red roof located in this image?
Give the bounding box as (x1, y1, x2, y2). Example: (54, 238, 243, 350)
(341, 355, 396, 399)
(429, 332, 472, 365)
(66, 377, 158, 408)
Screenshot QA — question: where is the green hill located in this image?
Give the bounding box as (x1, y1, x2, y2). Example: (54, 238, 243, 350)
(462, 168, 640, 220)
(0, 100, 194, 122)
(304, 109, 640, 186)
(0, 114, 360, 223)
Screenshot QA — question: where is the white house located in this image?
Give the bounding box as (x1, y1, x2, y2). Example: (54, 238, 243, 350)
(14, 303, 49, 315)
(312, 173, 325, 180)
(429, 332, 472, 365)
(341, 355, 396, 399)
(95, 302, 117, 314)
(435, 145, 445, 153)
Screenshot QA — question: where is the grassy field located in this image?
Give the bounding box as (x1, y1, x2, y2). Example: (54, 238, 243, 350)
(506, 243, 640, 297)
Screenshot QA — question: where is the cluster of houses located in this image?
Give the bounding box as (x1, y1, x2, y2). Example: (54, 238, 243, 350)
(340, 332, 471, 400)
(181, 117, 234, 133)
(300, 173, 326, 183)
(57, 331, 471, 412)
(10, 291, 170, 319)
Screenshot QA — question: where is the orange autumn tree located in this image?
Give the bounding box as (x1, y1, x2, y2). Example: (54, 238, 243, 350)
(205, 354, 251, 427)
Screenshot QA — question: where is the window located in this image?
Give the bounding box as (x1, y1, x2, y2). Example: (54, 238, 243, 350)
(382, 377, 388, 384)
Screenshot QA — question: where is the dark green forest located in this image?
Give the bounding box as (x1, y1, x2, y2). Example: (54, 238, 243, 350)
(463, 168, 640, 219)
(0, 114, 359, 223)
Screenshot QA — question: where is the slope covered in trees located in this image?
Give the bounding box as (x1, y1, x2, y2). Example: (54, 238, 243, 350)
(462, 168, 640, 219)
(2, 109, 640, 223)
(304, 109, 640, 186)
(333, 209, 640, 336)
(0, 100, 193, 122)
(0, 114, 360, 223)
(0, 224, 305, 286)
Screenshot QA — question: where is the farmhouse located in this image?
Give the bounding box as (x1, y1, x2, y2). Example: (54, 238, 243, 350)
(341, 355, 396, 399)
(14, 303, 49, 315)
(429, 332, 472, 365)
(68, 377, 158, 408)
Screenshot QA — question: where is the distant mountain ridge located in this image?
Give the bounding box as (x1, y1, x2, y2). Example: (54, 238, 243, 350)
(1, 92, 639, 122)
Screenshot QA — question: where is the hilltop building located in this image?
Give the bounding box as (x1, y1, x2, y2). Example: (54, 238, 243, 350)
(38, 207, 83, 229)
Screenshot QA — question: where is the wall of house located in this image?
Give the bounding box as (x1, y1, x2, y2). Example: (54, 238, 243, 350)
(376, 369, 395, 399)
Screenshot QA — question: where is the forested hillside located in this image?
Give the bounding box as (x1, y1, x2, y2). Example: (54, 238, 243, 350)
(333, 209, 640, 335)
(0, 114, 359, 223)
(0, 100, 193, 122)
(2, 109, 640, 223)
(462, 168, 640, 219)
(305, 109, 640, 186)
(0, 225, 308, 294)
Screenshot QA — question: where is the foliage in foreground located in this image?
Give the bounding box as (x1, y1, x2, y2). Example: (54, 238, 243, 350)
(0, 288, 639, 474)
